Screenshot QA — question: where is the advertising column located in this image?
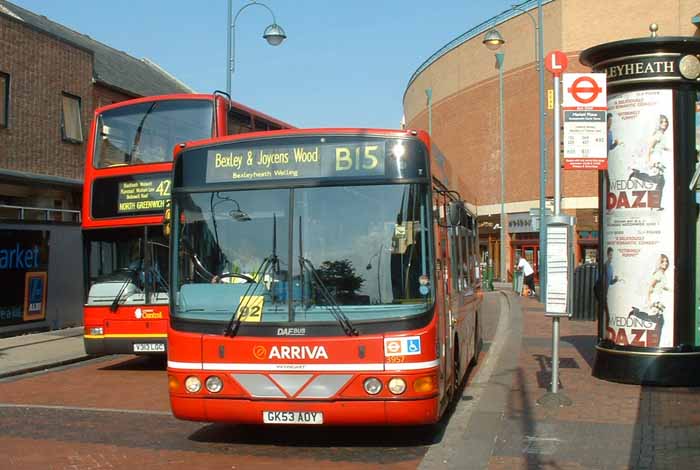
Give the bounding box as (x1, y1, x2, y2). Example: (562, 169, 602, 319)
(581, 35, 700, 385)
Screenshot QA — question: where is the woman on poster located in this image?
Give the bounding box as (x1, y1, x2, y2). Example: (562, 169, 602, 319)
(628, 115, 671, 210)
(627, 254, 671, 347)
(647, 114, 671, 165)
(647, 253, 670, 306)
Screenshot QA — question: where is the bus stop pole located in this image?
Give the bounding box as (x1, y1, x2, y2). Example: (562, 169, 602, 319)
(538, 72, 571, 407)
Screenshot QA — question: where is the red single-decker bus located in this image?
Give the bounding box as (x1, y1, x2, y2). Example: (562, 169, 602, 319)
(166, 128, 482, 425)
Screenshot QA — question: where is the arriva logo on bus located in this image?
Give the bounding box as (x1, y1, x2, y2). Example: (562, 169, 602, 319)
(258, 345, 330, 360)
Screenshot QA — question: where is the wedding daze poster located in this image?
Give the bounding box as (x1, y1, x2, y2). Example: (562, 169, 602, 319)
(604, 89, 674, 348)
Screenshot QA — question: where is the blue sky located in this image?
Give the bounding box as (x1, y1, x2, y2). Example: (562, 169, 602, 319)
(14, 0, 517, 128)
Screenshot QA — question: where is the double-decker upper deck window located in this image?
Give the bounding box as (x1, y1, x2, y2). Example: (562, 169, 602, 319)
(61, 93, 83, 143)
(94, 99, 214, 168)
(0, 72, 9, 128)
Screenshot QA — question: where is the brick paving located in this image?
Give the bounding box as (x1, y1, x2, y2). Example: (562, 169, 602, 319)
(488, 294, 700, 470)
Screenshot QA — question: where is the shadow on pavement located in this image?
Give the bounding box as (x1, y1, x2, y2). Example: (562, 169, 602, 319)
(99, 355, 167, 371)
(187, 347, 489, 450)
(560, 334, 597, 369)
(189, 422, 440, 448)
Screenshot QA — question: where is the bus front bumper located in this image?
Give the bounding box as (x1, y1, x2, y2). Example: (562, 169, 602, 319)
(84, 335, 167, 355)
(170, 395, 440, 426)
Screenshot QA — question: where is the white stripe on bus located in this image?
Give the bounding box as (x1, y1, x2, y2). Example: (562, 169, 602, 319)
(167, 359, 439, 372)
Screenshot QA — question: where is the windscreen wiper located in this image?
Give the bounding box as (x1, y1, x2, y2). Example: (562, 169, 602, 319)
(223, 255, 276, 338)
(224, 214, 282, 337)
(299, 257, 358, 336)
(109, 267, 140, 312)
(126, 102, 156, 163)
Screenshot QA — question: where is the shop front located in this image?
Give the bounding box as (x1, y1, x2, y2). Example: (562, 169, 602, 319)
(509, 212, 539, 283)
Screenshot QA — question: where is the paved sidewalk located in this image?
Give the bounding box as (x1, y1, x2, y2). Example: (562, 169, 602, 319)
(486, 292, 700, 470)
(0, 327, 89, 379)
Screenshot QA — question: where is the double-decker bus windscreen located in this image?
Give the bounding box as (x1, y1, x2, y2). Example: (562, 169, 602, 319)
(85, 227, 170, 307)
(174, 183, 433, 326)
(94, 99, 214, 168)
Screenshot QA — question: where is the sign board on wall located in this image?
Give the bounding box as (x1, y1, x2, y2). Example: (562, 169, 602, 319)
(0, 230, 50, 326)
(508, 212, 535, 234)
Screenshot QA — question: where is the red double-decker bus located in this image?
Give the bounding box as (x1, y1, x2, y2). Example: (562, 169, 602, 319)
(166, 128, 482, 425)
(82, 93, 291, 355)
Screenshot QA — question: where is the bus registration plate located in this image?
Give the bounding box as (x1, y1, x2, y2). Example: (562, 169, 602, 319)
(263, 411, 323, 425)
(133, 343, 165, 352)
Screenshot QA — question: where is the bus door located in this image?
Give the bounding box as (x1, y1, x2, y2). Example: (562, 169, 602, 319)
(434, 192, 451, 401)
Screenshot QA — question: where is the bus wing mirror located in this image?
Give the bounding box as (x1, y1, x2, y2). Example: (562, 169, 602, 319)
(447, 201, 461, 227)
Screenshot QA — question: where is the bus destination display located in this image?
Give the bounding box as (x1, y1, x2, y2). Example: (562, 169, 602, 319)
(205, 142, 387, 183)
(117, 176, 171, 213)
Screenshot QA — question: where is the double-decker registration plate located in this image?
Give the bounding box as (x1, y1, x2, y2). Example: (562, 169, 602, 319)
(133, 343, 165, 352)
(262, 411, 323, 425)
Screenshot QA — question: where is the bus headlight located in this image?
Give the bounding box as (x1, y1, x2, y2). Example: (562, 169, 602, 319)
(205, 376, 223, 393)
(363, 377, 382, 395)
(89, 327, 103, 336)
(388, 377, 407, 395)
(184, 376, 202, 393)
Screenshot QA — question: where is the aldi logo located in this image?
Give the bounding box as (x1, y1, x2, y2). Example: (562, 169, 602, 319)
(384, 336, 422, 357)
(23, 271, 47, 321)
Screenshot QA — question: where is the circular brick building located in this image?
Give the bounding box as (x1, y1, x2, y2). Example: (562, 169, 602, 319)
(403, 0, 699, 281)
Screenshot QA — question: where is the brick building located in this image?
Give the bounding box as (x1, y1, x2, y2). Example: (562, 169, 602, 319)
(403, 0, 700, 281)
(0, 0, 195, 219)
(0, 1, 290, 334)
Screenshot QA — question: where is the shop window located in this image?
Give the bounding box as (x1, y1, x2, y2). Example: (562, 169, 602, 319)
(61, 93, 83, 143)
(0, 72, 8, 128)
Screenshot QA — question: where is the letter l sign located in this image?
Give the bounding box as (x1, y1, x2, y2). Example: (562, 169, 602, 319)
(545, 50, 569, 76)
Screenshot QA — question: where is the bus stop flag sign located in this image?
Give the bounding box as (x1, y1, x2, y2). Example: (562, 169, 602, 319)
(562, 73, 608, 170)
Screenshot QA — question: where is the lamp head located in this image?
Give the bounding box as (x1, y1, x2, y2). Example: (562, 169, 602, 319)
(230, 209, 252, 222)
(263, 23, 287, 46)
(483, 29, 505, 50)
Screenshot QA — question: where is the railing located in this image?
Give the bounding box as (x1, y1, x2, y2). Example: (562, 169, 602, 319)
(0, 204, 81, 223)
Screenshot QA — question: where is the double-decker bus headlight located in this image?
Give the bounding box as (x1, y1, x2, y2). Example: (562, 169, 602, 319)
(205, 376, 223, 393)
(184, 376, 202, 393)
(388, 378, 407, 395)
(363, 377, 382, 395)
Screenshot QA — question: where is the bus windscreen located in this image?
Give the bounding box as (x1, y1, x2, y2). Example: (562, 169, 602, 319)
(173, 183, 433, 327)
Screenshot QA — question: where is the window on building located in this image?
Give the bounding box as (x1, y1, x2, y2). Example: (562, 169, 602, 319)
(0, 72, 9, 128)
(61, 93, 83, 142)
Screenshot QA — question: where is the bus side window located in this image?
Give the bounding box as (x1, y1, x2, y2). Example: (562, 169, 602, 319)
(449, 225, 460, 293)
(460, 226, 471, 290)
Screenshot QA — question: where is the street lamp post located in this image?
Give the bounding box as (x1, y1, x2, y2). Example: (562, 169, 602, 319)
(495, 52, 508, 282)
(496, 52, 506, 282)
(483, 31, 507, 282)
(226, 0, 287, 97)
(482, 1, 546, 297)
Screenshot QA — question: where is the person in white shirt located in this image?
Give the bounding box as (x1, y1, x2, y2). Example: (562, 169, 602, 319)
(516, 255, 536, 297)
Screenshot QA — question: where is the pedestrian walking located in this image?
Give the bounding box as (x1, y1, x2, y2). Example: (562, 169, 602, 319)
(516, 254, 536, 297)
